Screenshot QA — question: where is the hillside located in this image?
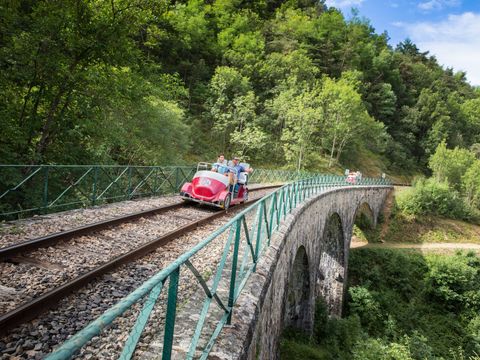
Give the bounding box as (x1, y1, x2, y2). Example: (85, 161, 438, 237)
(1, 1, 479, 176)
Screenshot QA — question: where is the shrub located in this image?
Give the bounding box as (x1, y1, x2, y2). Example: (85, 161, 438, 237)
(425, 253, 480, 312)
(280, 338, 327, 360)
(463, 160, 480, 209)
(403, 332, 435, 360)
(313, 299, 363, 358)
(398, 178, 471, 220)
(353, 338, 413, 360)
(349, 286, 382, 333)
(429, 140, 476, 191)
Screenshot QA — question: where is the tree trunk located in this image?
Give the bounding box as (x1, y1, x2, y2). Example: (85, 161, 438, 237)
(297, 144, 303, 172)
(329, 132, 337, 168)
(336, 136, 348, 162)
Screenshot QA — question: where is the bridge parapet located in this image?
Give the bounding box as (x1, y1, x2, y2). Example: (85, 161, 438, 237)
(45, 176, 391, 360)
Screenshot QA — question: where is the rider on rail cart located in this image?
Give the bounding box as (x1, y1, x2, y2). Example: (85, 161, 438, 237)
(180, 156, 253, 210)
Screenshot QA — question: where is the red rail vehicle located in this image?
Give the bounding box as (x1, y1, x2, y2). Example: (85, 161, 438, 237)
(180, 162, 249, 209)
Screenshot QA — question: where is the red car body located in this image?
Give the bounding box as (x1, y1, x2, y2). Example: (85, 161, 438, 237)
(180, 169, 248, 209)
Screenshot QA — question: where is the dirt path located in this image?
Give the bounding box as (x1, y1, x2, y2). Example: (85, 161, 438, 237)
(351, 240, 480, 252)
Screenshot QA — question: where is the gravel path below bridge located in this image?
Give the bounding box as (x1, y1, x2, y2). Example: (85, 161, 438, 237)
(351, 240, 480, 252)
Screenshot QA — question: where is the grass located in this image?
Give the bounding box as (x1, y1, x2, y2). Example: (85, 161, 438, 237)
(280, 339, 329, 360)
(384, 210, 480, 244)
(359, 186, 480, 245)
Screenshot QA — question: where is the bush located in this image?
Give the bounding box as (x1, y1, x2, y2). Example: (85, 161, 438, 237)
(353, 338, 414, 360)
(398, 178, 471, 220)
(425, 252, 480, 312)
(429, 140, 476, 191)
(280, 338, 327, 360)
(313, 299, 363, 359)
(463, 160, 480, 209)
(348, 286, 382, 333)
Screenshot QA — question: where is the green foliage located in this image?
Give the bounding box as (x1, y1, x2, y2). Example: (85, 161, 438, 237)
(461, 98, 480, 145)
(348, 286, 382, 332)
(398, 178, 471, 220)
(397, 141, 480, 222)
(349, 250, 480, 358)
(280, 338, 328, 360)
(1, 0, 479, 174)
(463, 160, 480, 209)
(425, 252, 480, 313)
(429, 140, 476, 190)
(313, 299, 363, 359)
(352, 339, 413, 360)
(282, 249, 480, 359)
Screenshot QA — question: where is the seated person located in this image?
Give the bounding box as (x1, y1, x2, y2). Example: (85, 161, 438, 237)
(231, 156, 253, 175)
(228, 156, 253, 195)
(211, 153, 228, 174)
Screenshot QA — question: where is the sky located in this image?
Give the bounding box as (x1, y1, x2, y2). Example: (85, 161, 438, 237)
(325, 0, 480, 86)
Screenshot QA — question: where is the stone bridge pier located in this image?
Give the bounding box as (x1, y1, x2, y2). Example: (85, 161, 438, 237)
(211, 186, 391, 360)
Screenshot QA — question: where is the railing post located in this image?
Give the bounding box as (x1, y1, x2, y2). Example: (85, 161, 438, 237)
(153, 167, 158, 195)
(175, 167, 180, 192)
(162, 268, 180, 360)
(268, 195, 276, 244)
(91, 166, 98, 206)
(127, 166, 132, 200)
(253, 202, 264, 272)
(42, 166, 49, 211)
(227, 218, 242, 325)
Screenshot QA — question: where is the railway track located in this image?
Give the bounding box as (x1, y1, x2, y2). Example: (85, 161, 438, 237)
(0, 186, 278, 338)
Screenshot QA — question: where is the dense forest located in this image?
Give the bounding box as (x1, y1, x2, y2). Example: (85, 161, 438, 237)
(1, 0, 479, 173)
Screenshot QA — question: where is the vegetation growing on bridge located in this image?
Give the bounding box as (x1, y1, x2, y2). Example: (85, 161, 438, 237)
(281, 249, 480, 360)
(1, 1, 479, 176)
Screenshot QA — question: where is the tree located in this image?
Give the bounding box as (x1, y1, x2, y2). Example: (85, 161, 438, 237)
(318, 75, 384, 167)
(463, 160, 480, 209)
(461, 98, 480, 145)
(0, 0, 156, 164)
(207, 66, 257, 152)
(429, 140, 476, 191)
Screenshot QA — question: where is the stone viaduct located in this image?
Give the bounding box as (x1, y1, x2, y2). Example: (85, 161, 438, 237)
(211, 186, 392, 359)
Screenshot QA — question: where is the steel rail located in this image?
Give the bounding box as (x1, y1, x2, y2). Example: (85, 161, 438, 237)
(0, 185, 280, 261)
(0, 186, 279, 335)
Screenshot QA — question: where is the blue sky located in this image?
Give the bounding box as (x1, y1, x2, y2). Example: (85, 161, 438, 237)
(325, 0, 480, 85)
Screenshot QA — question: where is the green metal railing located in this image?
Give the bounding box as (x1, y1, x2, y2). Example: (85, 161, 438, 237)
(46, 175, 390, 360)
(0, 165, 308, 220)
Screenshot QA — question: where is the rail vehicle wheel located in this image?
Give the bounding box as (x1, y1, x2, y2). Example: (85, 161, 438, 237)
(181, 196, 192, 204)
(222, 195, 231, 210)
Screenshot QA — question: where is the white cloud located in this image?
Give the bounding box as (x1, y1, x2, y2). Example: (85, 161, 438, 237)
(417, 0, 460, 11)
(325, 0, 364, 8)
(401, 12, 480, 85)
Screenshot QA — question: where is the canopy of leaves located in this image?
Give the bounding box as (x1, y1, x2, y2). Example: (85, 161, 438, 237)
(1, 0, 479, 173)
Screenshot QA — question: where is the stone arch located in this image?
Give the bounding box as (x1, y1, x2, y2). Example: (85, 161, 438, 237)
(317, 212, 345, 316)
(354, 202, 375, 231)
(284, 245, 310, 330)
